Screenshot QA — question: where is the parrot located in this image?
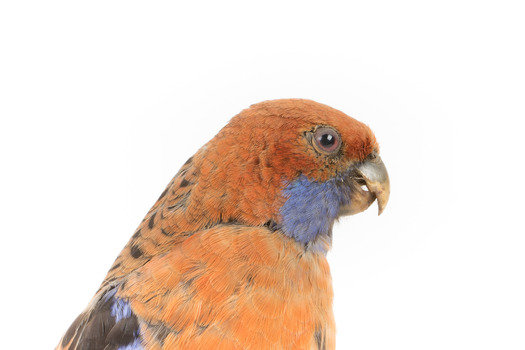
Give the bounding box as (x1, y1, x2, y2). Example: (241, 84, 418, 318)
(56, 99, 390, 350)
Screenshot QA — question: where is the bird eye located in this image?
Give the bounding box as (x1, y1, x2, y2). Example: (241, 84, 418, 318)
(313, 127, 341, 154)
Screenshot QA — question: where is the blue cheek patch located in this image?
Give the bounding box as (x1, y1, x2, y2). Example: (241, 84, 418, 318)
(279, 175, 352, 247)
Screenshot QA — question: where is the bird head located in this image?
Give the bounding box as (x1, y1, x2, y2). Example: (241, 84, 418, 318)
(181, 99, 389, 250)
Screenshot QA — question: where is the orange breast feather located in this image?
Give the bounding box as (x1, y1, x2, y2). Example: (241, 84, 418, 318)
(120, 225, 335, 350)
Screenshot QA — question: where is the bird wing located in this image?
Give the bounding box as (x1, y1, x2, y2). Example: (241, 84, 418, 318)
(58, 223, 334, 349)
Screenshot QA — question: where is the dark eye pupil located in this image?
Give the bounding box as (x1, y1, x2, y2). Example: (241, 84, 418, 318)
(312, 127, 340, 153)
(320, 133, 335, 146)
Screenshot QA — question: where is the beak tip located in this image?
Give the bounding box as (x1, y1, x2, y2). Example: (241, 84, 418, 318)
(377, 204, 385, 216)
(374, 188, 389, 217)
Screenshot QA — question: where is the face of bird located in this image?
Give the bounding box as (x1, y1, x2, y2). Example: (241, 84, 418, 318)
(195, 99, 390, 248)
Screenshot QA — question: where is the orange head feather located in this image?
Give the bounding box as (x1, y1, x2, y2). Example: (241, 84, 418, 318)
(179, 99, 387, 247)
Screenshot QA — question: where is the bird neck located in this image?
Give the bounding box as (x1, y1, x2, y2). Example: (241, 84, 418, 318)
(279, 175, 352, 253)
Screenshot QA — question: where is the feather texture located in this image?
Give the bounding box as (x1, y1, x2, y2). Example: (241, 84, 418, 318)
(57, 99, 386, 350)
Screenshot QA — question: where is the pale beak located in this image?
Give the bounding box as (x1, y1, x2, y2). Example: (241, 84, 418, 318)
(340, 152, 390, 216)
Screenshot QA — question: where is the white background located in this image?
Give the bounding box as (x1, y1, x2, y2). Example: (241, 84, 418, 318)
(1, 1, 524, 349)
